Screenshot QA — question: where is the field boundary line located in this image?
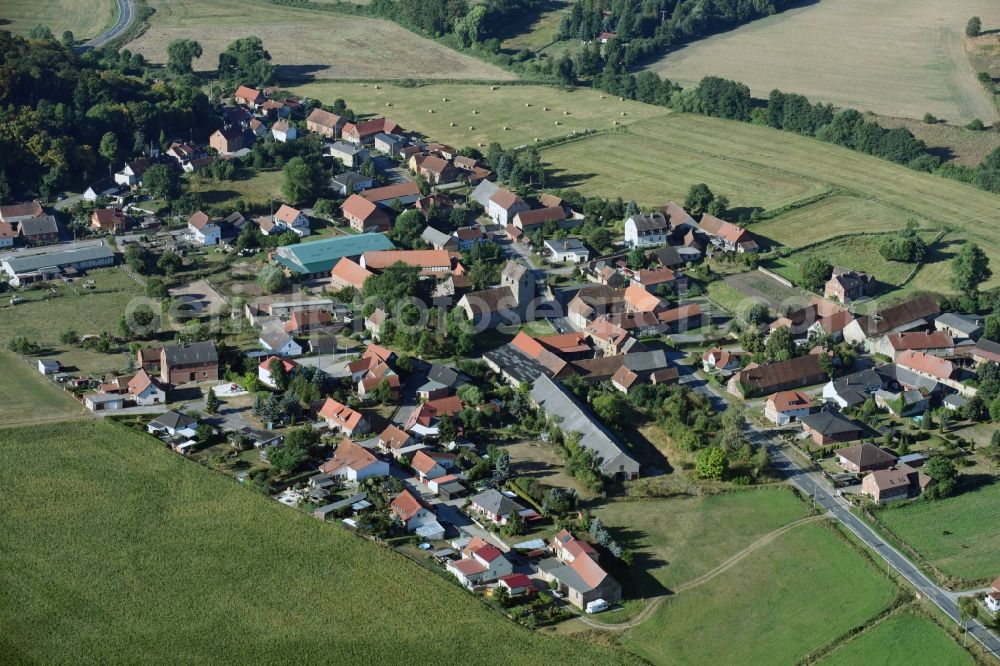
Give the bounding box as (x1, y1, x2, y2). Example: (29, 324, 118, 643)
(577, 515, 824, 632)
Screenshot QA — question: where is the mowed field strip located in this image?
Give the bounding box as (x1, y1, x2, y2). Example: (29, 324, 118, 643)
(0, 0, 117, 41)
(539, 113, 1000, 290)
(0, 351, 87, 427)
(0, 420, 642, 665)
(290, 81, 663, 147)
(819, 612, 973, 666)
(127, 0, 513, 81)
(646, 0, 1000, 123)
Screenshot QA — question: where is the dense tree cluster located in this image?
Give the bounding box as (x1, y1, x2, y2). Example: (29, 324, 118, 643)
(0, 33, 219, 201)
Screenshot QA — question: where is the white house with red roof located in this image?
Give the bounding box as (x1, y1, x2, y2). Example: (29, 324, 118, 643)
(127, 369, 166, 406)
(390, 489, 445, 540)
(702, 347, 744, 375)
(538, 530, 622, 609)
(187, 211, 221, 246)
(446, 536, 514, 588)
(404, 395, 464, 438)
(764, 390, 814, 426)
(319, 438, 388, 482)
(986, 576, 1000, 615)
(258, 356, 299, 389)
(411, 450, 448, 483)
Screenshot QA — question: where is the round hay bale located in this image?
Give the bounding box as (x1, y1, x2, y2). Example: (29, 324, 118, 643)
(469, 126, 475, 130)
(472, 110, 478, 114)
(428, 109, 434, 113)
(490, 85, 497, 90)
(385, 102, 391, 107)
(525, 103, 531, 107)
(374, 85, 379, 89)
(478, 142, 485, 147)
(450, 122, 455, 126)
(443, 97, 448, 101)
(600, 95, 606, 99)
(534, 137, 539, 142)
(612, 120, 619, 125)
(543, 107, 549, 111)
(563, 111, 569, 115)
(554, 121, 560, 125)
(503, 126, 509, 130)
(620, 111, 626, 116)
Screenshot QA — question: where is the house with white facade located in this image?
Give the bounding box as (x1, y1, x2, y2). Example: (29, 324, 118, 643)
(319, 439, 389, 483)
(544, 238, 590, 263)
(187, 211, 221, 246)
(624, 212, 669, 248)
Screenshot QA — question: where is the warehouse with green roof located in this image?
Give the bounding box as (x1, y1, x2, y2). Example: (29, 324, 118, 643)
(272, 233, 395, 276)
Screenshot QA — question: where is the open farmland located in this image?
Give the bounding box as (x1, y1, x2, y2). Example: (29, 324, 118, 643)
(0, 420, 642, 665)
(622, 522, 897, 665)
(751, 196, 920, 246)
(820, 612, 972, 666)
(646, 0, 1000, 124)
(540, 113, 1000, 292)
(593, 489, 810, 591)
(871, 481, 1000, 585)
(0, 0, 117, 41)
(0, 351, 87, 427)
(127, 0, 513, 81)
(290, 81, 663, 148)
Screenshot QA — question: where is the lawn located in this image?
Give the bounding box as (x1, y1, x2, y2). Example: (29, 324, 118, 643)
(766, 235, 922, 292)
(704, 280, 747, 315)
(0, 266, 145, 374)
(646, 0, 1000, 124)
(0, 0, 117, 42)
(0, 351, 87, 427)
(290, 81, 665, 149)
(751, 196, 918, 247)
(623, 522, 897, 665)
(872, 481, 1000, 584)
(498, 0, 570, 53)
(0, 420, 642, 665)
(127, 0, 512, 81)
(593, 488, 810, 591)
(540, 113, 1000, 291)
(185, 168, 285, 210)
(819, 611, 972, 666)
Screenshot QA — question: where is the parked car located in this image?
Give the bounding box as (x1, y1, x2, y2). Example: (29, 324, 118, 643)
(585, 599, 608, 614)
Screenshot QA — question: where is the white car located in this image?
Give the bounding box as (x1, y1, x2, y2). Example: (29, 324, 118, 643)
(585, 599, 608, 614)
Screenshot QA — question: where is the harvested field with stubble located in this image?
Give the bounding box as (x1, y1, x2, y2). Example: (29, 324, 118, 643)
(128, 0, 513, 81)
(647, 0, 1000, 124)
(0, 420, 644, 665)
(0, 0, 117, 41)
(290, 80, 663, 148)
(540, 113, 1000, 292)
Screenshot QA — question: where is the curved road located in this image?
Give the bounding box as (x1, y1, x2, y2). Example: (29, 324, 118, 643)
(77, 0, 134, 51)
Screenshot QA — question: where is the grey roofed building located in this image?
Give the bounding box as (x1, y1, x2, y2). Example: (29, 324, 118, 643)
(148, 410, 196, 431)
(469, 488, 526, 517)
(330, 171, 374, 195)
(417, 363, 464, 395)
(83, 176, 121, 200)
(18, 214, 59, 237)
(2, 244, 114, 276)
(884, 364, 941, 394)
(162, 340, 218, 366)
(309, 335, 339, 354)
(530, 375, 640, 479)
(652, 245, 684, 268)
(421, 226, 455, 249)
(934, 312, 984, 339)
(314, 492, 368, 519)
(483, 343, 550, 385)
(943, 394, 968, 410)
(260, 328, 296, 352)
(623, 349, 669, 372)
(470, 179, 500, 207)
(823, 367, 888, 408)
(801, 411, 866, 438)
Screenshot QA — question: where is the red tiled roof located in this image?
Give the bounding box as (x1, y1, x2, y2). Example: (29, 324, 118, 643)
(379, 424, 411, 449)
(274, 204, 302, 225)
(362, 249, 452, 271)
(896, 350, 954, 381)
(391, 489, 429, 521)
(513, 206, 563, 226)
(319, 438, 379, 474)
(330, 257, 373, 289)
(766, 390, 813, 413)
(489, 189, 524, 210)
(360, 182, 420, 203)
(888, 331, 953, 351)
(342, 194, 379, 221)
(318, 398, 364, 430)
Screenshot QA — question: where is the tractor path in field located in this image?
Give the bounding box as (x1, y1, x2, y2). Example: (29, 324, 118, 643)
(577, 514, 825, 632)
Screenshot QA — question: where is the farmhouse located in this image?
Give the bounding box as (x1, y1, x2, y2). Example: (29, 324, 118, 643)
(327, 141, 369, 168)
(702, 348, 744, 375)
(530, 375, 639, 480)
(764, 390, 814, 425)
(536, 529, 622, 610)
(0, 200, 44, 225)
(468, 488, 535, 525)
(209, 126, 249, 155)
(159, 341, 219, 385)
(90, 208, 129, 233)
(447, 537, 513, 588)
(271, 120, 296, 143)
(699, 214, 757, 253)
(319, 439, 389, 482)
(342, 118, 402, 144)
(273, 233, 395, 276)
(422, 226, 458, 251)
(624, 212, 669, 248)
(374, 133, 407, 156)
(360, 182, 421, 207)
(305, 108, 345, 138)
(342, 194, 391, 233)
(843, 295, 940, 348)
(487, 188, 530, 226)
(884, 331, 955, 359)
(409, 154, 457, 184)
(934, 313, 983, 340)
(127, 369, 166, 406)
(360, 249, 455, 276)
(727, 354, 827, 398)
(972, 339, 1000, 366)
(114, 157, 153, 187)
(18, 214, 60, 246)
(835, 442, 896, 473)
(896, 350, 955, 383)
(259, 328, 303, 357)
(82, 177, 121, 202)
(1, 244, 115, 287)
(825, 268, 875, 302)
(234, 85, 265, 107)
(861, 464, 933, 504)
(512, 206, 566, 232)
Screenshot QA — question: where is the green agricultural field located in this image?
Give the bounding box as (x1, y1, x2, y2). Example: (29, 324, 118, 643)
(872, 482, 1000, 584)
(0, 420, 642, 665)
(0, 0, 117, 42)
(593, 488, 810, 590)
(185, 168, 285, 210)
(766, 234, 927, 293)
(646, 0, 1000, 124)
(0, 351, 87, 427)
(820, 612, 972, 666)
(623, 522, 897, 665)
(751, 196, 918, 247)
(0, 267, 145, 374)
(540, 113, 1000, 291)
(290, 81, 664, 149)
(127, 0, 511, 81)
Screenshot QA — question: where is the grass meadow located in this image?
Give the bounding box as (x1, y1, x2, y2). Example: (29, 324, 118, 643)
(290, 81, 664, 148)
(127, 0, 511, 81)
(498, 0, 570, 53)
(646, 0, 1000, 124)
(539, 113, 1000, 292)
(623, 522, 897, 665)
(819, 612, 972, 666)
(872, 481, 1000, 584)
(0, 0, 117, 41)
(593, 488, 810, 591)
(185, 167, 285, 210)
(0, 351, 87, 426)
(0, 420, 643, 665)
